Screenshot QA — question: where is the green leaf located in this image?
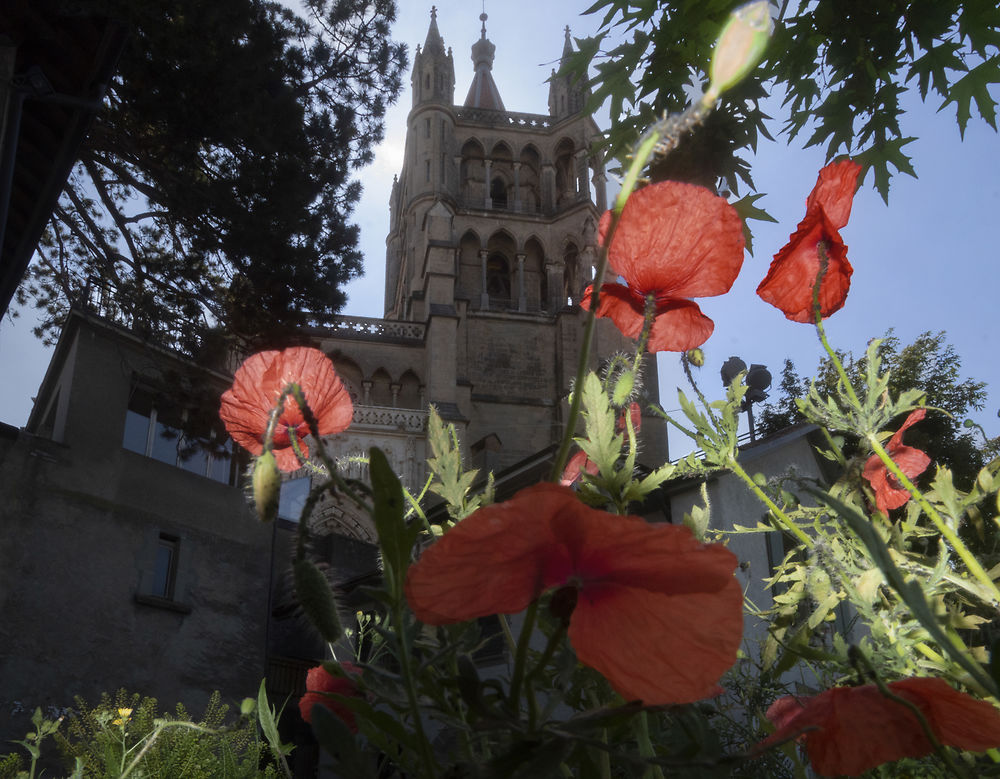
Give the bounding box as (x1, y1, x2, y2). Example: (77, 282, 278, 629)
(257, 680, 294, 763)
(731, 192, 777, 255)
(941, 59, 1000, 136)
(855, 137, 917, 204)
(370, 446, 418, 596)
(579, 372, 622, 477)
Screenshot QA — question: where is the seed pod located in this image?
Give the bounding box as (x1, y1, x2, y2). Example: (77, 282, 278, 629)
(252, 451, 281, 523)
(294, 558, 343, 644)
(707, 1, 771, 102)
(612, 370, 635, 406)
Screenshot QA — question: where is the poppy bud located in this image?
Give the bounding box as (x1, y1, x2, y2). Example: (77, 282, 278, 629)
(252, 451, 281, 522)
(706, 1, 770, 103)
(294, 558, 343, 644)
(686, 348, 705, 367)
(612, 370, 635, 406)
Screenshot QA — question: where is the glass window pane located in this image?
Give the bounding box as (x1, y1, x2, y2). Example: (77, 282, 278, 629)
(150, 419, 182, 465)
(278, 477, 311, 522)
(209, 439, 233, 484)
(152, 539, 176, 598)
(177, 435, 209, 476)
(123, 409, 151, 454)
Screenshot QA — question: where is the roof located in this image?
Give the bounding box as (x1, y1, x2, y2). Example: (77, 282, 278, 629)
(462, 12, 504, 111)
(0, 0, 127, 315)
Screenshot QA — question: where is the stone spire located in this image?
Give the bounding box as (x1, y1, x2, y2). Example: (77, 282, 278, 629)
(463, 10, 505, 111)
(423, 5, 445, 54)
(411, 6, 455, 107)
(561, 25, 574, 60)
(548, 25, 588, 119)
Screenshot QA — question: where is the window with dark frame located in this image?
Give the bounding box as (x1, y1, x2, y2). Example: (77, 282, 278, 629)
(123, 386, 244, 485)
(152, 533, 179, 600)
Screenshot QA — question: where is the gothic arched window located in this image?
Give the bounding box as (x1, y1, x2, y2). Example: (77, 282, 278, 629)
(490, 178, 508, 209)
(486, 254, 511, 303)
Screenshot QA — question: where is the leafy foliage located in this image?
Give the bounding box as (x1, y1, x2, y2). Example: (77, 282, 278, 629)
(571, 0, 1000, 201)
(758, 331, 992, 489)
(0, 689, 284, 778)
(19, 0, 406, 354)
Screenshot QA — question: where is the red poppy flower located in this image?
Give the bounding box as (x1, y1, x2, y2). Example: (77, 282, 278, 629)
(560, 449, 599, 486)
(405, 483, 742, 705)
(862, 409, 931, 514)
(220, 347, 353, 471)
(580, 181, 745, 352)
(760, 677, 1000, 777)
(299, 662, 362, 731)
(757, 159, 862, 322)
(616, 402, 642, 434)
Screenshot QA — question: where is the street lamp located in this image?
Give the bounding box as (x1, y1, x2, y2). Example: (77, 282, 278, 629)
(720, 356, 772, 442)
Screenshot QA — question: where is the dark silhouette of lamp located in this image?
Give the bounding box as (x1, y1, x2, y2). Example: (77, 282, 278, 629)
(720, 357, 772, 442)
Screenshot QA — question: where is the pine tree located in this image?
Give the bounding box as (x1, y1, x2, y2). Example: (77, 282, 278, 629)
(19, 0, 406, 356)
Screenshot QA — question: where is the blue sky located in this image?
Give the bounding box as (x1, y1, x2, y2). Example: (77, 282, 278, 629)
(1, 0, 997, 456)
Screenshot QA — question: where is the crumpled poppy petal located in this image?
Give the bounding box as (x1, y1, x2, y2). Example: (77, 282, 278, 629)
(756, 209, 853, 323)
(862, 409, 931, 513)
(599, 182, 745, 298)
(805, 159, 862, 230)
(581, 285, 716, 351)
(616, 402, 642, 434)
(646, 298, 715, 352)
(220, 347, 353, 472)
(761, 678, 1000, 777)
(889, 408, 927, 449)
(758, 159, 859, 323)
(405, 484, 566, 623)
(580, 282, 645, 339)
(568, 578, 743, 704)
(560, 449, 599, 486)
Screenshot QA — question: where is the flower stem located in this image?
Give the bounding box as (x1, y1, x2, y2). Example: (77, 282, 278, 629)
(728, 456, 813, 547)
(868, 435, 1000, 607)
(509, 600, 539, 714)
(392, 602, 438, 778)
(635, 711, 665, 779)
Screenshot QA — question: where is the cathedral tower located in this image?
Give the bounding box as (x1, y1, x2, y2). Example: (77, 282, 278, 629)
(321, 8, 666, 497)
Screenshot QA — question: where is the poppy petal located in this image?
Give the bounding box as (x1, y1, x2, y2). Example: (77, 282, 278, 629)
(756, 209, 853, 323)
(550, 508, 738, 595)
(892, 677, 1000, 753)
(580, 283, 646, 339)
(603, 181, 745, 298)
(888, 408, 927, 449)
(405, 484, 568, 623)
(569, 578, 743, 705)
(805, 159, 862, 230)
(560, 449, 599, 486)
(862, 410, 931, 513)
(647, 298, 715, 352)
